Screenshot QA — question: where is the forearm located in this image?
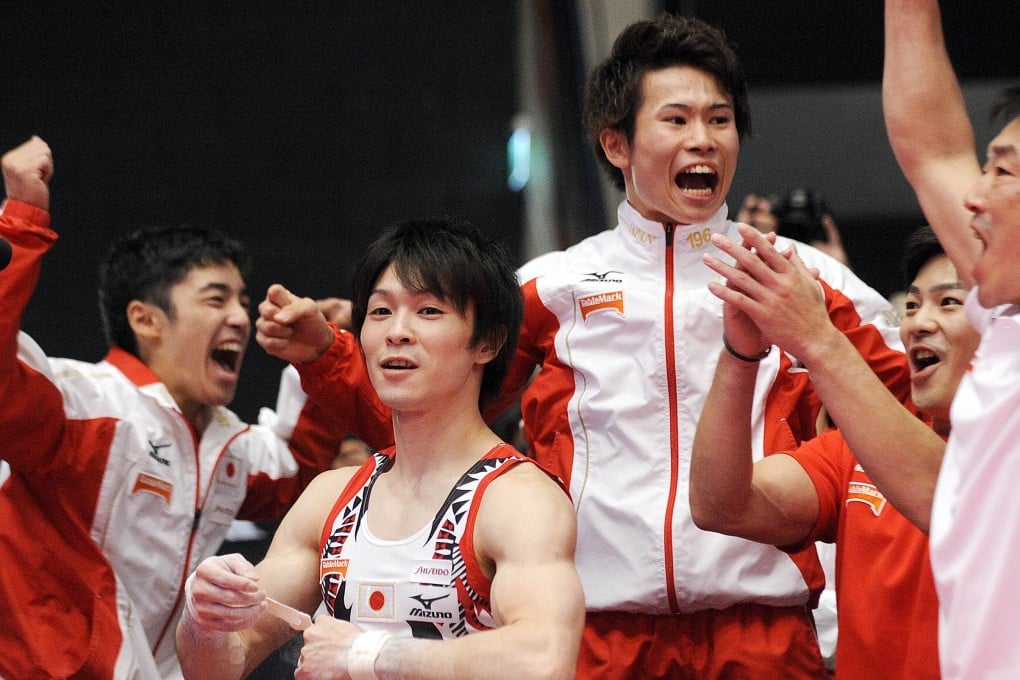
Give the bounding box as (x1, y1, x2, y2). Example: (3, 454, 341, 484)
(296, 325, 395, 450)
(883, 0, 971, 173)
(371, 622, 577, 680)
(798, 324, 941, 532)
(690, 352, 759, 534)
(0, 200, 53, 351)
(883, 0, 980, 277)
(0, 205, 63, 464)
(175, 620, 250, 680)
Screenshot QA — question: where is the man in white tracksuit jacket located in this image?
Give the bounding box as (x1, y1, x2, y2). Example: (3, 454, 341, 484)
(257, 14, 909, 678)
(0, 136, 345, 679)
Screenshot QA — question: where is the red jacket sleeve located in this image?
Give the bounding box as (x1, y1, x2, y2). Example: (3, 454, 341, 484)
(295, 324, 395, 451)
(0, 200, 66, 465)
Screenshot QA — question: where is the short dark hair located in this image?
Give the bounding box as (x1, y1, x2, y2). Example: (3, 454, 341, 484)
(583, 12, 751, 191)
(991, 85, 1020, 124)
(900, 225, 946, 289)
(350, 217, 522, 409)
(98, 225, 252, 357)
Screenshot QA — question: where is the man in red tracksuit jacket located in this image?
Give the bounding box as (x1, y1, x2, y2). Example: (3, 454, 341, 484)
(0, 136, 346, 679)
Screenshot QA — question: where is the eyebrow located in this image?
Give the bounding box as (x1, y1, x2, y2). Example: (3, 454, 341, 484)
(660, 101, 733, 113)
(198, 281, 247, 298)
(988, 143, 1018, 160)
(907, 281, 969, 296)
(370, 287, 446, 303)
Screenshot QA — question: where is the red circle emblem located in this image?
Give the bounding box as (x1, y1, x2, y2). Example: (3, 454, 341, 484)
(369, 590, 386, 611)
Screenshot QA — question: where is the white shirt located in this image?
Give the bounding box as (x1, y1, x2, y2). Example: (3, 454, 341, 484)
(930, 289, 1020, 679)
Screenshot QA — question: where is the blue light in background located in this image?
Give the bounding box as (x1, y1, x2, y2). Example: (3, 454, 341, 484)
(507, 124, 531, 191)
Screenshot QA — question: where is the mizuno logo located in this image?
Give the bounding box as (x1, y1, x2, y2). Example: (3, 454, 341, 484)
(581, 270, 623, 283)
(409, 607, 453, 619)
(148, 440, 171, 466)
(410, 592, 451, 610)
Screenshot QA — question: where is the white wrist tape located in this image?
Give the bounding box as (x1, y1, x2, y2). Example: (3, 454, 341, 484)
(347, 630, 391, 680)
(183, 571, 201, 623)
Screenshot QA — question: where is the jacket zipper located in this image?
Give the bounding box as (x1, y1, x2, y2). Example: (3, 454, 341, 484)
(662, 222, 681, 613)
(152, 415, 204, 657)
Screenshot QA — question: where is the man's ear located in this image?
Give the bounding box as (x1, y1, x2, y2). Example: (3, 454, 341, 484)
(126, 300, 164, 342)
(599, 128, 632, 172)
(474, 330, 506, 366)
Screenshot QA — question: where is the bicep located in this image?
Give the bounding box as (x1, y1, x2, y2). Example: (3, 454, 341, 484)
(257, 469, 351, 611)
(234, 472, 346, 668)
(479, 469, 583, 631)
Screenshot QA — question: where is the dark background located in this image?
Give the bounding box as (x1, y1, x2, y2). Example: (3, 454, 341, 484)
(672, 1, 1018, 85)
(4, 2, 1017, 422)
(4, 3, 521, 421)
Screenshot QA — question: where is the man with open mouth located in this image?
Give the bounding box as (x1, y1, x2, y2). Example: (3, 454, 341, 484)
(883, 0, 1020, 676)
(692, 224, 976, 678)
(263, 13, 907, 679)
(0, 136, 347, 679)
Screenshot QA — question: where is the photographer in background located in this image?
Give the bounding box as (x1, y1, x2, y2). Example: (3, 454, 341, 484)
(737, 189, 850, 266)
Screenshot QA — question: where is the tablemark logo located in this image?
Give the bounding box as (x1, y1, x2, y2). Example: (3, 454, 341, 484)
(579, 291, 624, 321)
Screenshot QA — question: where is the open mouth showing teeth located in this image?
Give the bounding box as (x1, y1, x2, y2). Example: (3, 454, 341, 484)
(910, 349, 940, 372)
(382, 360, 415, 370)
(212, 347, 241, 374)
(675, 165, 718, 197)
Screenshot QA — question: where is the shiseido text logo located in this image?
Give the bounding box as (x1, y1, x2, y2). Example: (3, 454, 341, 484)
(413, 564, 451, 578)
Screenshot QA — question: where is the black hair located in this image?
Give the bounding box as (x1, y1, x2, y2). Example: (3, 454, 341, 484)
(991, 85, 1020, 124)
(583, 12, 751, 191)
(98, 225, 252, 357)
(900, 225, 946, 289)
(350, 217, 522, 410)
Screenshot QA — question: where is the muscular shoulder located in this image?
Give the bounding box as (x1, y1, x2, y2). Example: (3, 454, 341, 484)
(269, 464, 366, 556)
(303, 465, 363, 504)
(474, 461, 575, 561)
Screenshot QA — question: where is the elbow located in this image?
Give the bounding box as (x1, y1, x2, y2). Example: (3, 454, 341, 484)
(904, 500, 933, 537)
(690, 484, 754, 538)
(519, 653, 577, 680)
(690, 497, 712, 531)
(689, 467, 735, 534)
(519, 622, 582, 680)
(690, 496, 729, 535)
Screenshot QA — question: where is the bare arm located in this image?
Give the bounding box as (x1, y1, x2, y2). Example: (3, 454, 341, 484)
(690, 347, 820, 546)
(884, 0, 980, 281)
(702, 226, 944, 532)
(177, 469, 351, 679)
(466, 465, 584, 679)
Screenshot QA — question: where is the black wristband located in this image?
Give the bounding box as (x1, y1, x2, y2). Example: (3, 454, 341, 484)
(723, 334, 771, 363)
